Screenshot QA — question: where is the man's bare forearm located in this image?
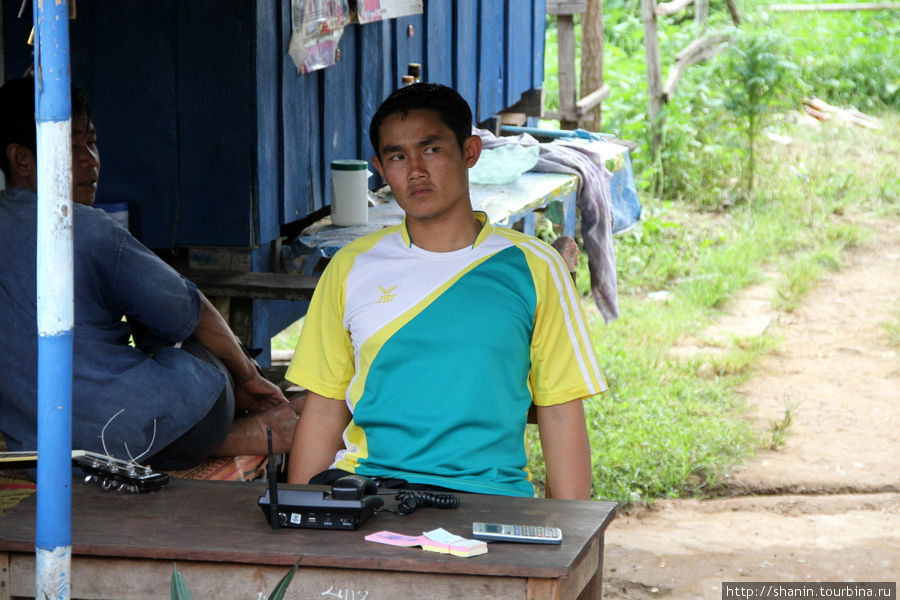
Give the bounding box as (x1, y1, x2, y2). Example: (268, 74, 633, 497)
(536, 400, 592, 500)
(287, 391, 351, 484)
(192, 292, 258, 383)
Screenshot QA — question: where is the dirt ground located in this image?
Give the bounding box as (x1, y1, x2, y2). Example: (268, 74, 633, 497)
(600, 217, 900, 599)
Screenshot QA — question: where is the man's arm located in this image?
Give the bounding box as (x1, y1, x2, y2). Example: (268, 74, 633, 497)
(287, 391, 351, 484)
(191, 292, 287, 411)
(536, 399, 592, 500)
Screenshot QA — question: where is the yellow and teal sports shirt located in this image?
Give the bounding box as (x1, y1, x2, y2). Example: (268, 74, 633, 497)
(286, 212, 606, 496)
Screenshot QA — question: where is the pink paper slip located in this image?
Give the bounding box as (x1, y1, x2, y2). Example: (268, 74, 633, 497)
(365, 528, 488, 558)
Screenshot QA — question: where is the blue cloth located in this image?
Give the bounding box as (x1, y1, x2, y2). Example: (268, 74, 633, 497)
(609, 152, 641, 234)
(0, 187, 225, 462)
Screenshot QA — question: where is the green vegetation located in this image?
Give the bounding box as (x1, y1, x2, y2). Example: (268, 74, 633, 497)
(537, 1, 899, 504)
(541, 114, 898, 505)
(720, 29, 802, 197)
(766, 406, 794, 451)
(882, 311, 900, 347)
(171, 561, 299, 599)
(545, 0, 899, 207)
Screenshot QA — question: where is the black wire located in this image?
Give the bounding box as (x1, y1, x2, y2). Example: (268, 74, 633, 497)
(392, 490, 460, 515)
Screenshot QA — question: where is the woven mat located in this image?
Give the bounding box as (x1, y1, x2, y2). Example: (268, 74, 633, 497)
(165, 455, 268, 482)
(0, 475, 36, 516)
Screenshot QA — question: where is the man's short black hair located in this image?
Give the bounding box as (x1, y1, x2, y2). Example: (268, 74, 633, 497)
(369, 83, 473, 159)
(0, 76, 93, 179)
(0, 77, 36, 179)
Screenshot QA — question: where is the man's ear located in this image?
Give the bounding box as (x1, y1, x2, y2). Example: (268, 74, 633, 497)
(371, 155, 385, 180)
(5, 143, 37, 187)
(463, 134, 482, 168)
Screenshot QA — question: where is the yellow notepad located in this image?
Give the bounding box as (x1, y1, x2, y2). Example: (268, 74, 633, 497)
(365, 528, 488, 558)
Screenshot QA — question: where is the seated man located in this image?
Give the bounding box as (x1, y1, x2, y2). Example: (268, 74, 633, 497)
(286, 83, 605, 499)
(0, 77, 299, 470)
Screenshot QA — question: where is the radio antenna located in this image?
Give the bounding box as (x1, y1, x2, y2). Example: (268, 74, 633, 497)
(266, 426, 280, 530)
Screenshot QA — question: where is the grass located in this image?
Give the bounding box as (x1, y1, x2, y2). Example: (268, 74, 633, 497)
(541, 2, 897, 504)
(705, 334, 780, 379)
(554, 114, 900, 504)
(766, 406, 795, 451)
(882, 311, 900, 347)
(774, 256, 826, 312)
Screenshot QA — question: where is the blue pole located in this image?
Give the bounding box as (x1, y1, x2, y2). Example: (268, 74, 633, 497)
(33, 1, 74, 598)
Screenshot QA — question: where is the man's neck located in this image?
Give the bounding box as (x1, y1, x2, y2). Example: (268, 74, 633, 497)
(407, 210, 483, 253)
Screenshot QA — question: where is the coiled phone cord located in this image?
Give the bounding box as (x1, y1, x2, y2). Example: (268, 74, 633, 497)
(393, 490, 460, 515)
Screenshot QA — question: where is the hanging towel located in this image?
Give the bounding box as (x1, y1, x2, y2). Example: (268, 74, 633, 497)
(475, 128, 619, 322)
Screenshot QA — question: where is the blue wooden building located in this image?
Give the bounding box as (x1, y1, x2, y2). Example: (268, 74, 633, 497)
(1, 0, 548, 364)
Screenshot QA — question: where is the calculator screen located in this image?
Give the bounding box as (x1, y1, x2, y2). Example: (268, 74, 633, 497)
(483, 524, 504, 533)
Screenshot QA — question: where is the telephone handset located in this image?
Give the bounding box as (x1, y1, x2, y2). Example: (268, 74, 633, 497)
(258, 475, 383, 531)
(330, 474, 379, 500)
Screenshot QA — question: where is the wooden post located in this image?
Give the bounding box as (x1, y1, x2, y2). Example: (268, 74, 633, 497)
(696, 0, 709, 30)
(557, 14, 578, 130)
(724, 0, 742, 24)
(641, 0, 664, 159)
(580, 0, 605, 132)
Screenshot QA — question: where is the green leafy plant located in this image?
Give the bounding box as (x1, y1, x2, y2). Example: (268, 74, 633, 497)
(171, 560, 299, 600)
(767, 406, 794, 450)
(170, 564, 192, 600)
(774, 8, 900, 112)
(880, 310, 900, 347)
(720, 29, 801, 198)
(540, 0, 897, 205)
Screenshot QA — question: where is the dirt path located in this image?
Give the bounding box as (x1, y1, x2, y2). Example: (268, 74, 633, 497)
(601, 217, 900, 599)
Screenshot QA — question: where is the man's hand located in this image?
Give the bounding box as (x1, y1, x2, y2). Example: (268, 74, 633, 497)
(234, 372, 289, 413)
(536, 399, 592, 500)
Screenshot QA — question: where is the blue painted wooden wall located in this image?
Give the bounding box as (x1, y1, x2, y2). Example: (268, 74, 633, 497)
(2, 0, 547, 360)
(3, 0, 546, 248)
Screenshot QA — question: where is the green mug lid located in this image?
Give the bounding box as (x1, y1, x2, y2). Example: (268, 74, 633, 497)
(331, 159, 368, 171)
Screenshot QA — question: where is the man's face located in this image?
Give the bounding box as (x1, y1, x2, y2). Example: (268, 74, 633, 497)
(71, 113, 100, 206)
(372, 109, 480, 226)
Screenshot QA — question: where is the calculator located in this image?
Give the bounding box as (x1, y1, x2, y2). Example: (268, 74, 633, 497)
(471, 522, 563, 544)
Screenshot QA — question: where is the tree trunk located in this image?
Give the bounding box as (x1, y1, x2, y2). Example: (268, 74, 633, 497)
(558, 15, 578, 130)
(580, 0, 605, 132)
(641, 0, 664, 160)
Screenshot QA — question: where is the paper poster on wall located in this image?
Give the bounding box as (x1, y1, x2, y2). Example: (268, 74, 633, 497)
(355, 0, 423, 24)
(289, 0, 352, 73)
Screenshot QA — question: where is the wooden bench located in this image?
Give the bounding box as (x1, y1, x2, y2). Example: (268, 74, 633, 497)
(181, 270, 319, 302)
(172, 270, 319, 348)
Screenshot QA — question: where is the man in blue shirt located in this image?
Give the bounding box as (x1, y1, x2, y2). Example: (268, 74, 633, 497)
(0, 77, 299, 469)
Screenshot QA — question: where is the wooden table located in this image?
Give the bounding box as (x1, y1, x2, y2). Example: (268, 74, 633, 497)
(0, 479, 617, 599)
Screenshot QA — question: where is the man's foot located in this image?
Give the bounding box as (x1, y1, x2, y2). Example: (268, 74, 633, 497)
(212, 403, 299, 457)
